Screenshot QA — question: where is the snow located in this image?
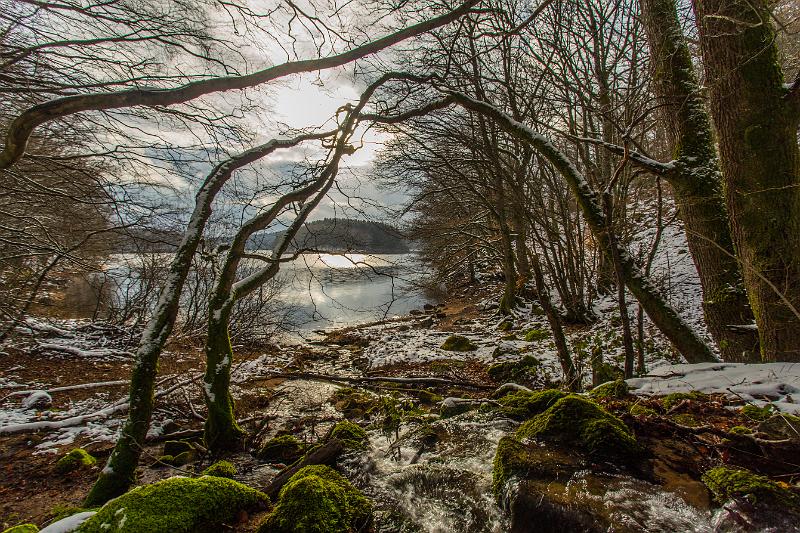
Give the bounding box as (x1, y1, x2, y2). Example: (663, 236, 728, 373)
(627, 362, 800, 413)
(22, 390, 52, 409)
(39, 511, 96, 532)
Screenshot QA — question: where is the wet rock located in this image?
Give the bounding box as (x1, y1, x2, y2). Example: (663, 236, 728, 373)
(419, 317, 434, 328)
(256, 435, 307, 463)
(423, 303, 435, 311)
(397, 324, 410, 332)
(440, 397, 481, 418)
(495, 389, 566, 421)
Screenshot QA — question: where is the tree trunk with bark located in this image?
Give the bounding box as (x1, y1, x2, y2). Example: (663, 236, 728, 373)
(641, 0, 759, 362)
(691, 0, 800, 361)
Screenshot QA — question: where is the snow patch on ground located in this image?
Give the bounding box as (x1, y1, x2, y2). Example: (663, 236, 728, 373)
(627, 363, 800, 413)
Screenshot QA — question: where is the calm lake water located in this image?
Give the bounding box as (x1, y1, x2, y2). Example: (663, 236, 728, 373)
(89, 252, 429, 333)
(274, 253, 429, 331)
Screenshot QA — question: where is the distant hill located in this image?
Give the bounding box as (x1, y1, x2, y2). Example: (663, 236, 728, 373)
(114, 219, 410, 254)
(248, 218, 410, 254)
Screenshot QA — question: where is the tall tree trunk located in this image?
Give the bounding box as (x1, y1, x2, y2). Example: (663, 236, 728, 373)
(202, 300, 245, 453)
(450, 92, 717, 363)
(691, 0, 800, 361)
(641, 0, 759, 362)
(531, 252, 578, 390)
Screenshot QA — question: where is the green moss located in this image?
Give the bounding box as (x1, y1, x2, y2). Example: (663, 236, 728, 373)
(629, 403, 657, 417)
(497, 320, 514, 332)
(492, 436, 535, 498)
(702, 466, 799, 507)
(589, 379, 629, 400)
(440, 335, 477, 352)
(497, 389, 567, 421)
(416, 389, 443, 405)
(523, 328, 550, 342)
(516, 396, 639, 458)
(202, 460, 237, 478)
(660, 391, 707, 411)
(258, 465, 372, 533)
(487, 355, 541, 384)
(672, 413, 702, 427)
(728, 425, 754, 435)
(594, 362, 623, 385)
(329, 420, 368, 450)
(256, 435, 307, 463)
(330, 388, 378, 419)
(741, 404, 775, 421)
(78, 476, 266, 532)
(2, 525, 39, 533)
(55, 448, 96, 474)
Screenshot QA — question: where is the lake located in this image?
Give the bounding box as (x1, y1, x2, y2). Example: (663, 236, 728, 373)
(86, 252, 430, 335)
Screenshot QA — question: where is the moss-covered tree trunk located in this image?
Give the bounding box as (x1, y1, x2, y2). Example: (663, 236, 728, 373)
(641, 0, 759, 362)
(202, 299, 245, 452)
(691, 0, 800, 361)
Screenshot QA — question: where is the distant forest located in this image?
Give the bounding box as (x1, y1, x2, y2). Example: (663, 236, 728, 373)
(116, 219, 410, 254)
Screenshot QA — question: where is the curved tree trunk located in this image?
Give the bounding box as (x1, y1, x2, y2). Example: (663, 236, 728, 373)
(641, 0, 759, 362)
(449, 92, 717, 363)
(691, 0, 800, 361)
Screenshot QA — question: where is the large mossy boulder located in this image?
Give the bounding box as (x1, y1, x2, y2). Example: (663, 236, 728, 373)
(702, 466, 800, 507)
(588, 379, 629, 400)
(202, 460, 237, 478)
(487, 355, 541, 386)
(54, 448, 96, 474)
(329, 420, 368, 450)
(77, 476, 267, 532)
(440, 335, 477, 352)
(256, 435, 307, 463)
(258, 465, 372, 533)
(516, 396, 639, 458)
(496, 389, 566, 421)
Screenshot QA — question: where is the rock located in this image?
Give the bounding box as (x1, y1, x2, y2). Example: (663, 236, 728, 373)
(397, 325, 410, 332)
(409, 309, 423, 316)
(54, 448, 96, 475)
(588, 379, 629, 400)
(257, 465, 372, 533)
(491, 342, 518, 358)
(439, 397, 485, 418)
(22, 390, 52, 410)
(434, 312, 446, 319)
(496, 389, 566, 421)
(440, 335, 477, 352)
(418, 317, 434, 328)
(77, 476, 267, 532)
(329, 420, 368, 450)
(256, 435, 307, 463)
(202, 460, 237, 478)
(757, 413, 800, 440)
(487, 355, 541, 387)
(163, 440, 195, 457)
(491, 383, 532, 398)
(423, 303, 435, 311)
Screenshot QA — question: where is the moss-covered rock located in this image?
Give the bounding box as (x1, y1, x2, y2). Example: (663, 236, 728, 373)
(629, 403, 657, 417)
(329, 420, 368, 450)
(593, 362, 623, 385)
(660, 391, 707, 411)
(728, 425, 754, 435)
(55, 448, 96, 474)
(256, 435, 307, 463)
(330, 387, 378, 419)
(487, 355, 541, 385)
(258, 465, 372, 533)
(523, 328, 550, 342)
(162, 440, 195, 457)
(702, 466, 800, 507)
(516, 396, 639, 458)
(440, 335, 477, 352)
(77, 476, 267, 532)
(741, 404, 775, 421)
(589, 379, 629, 400)
(202, 460, 237, 478)
(757, 413, 800, 440)
(497, 389, 567, 421)
(2, 525, 39, 533)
